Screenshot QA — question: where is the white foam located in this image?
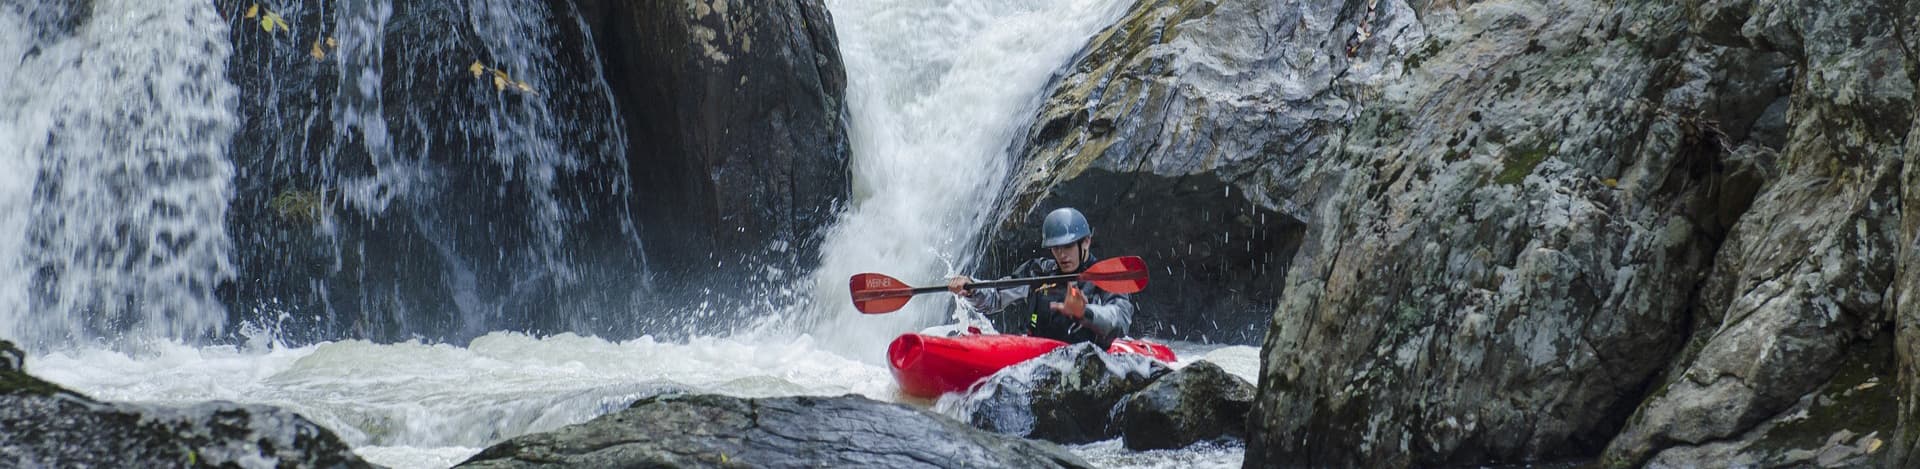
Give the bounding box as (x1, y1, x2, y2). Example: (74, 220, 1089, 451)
(37, 332, 894, 452)
(799, 0, 1135, 361)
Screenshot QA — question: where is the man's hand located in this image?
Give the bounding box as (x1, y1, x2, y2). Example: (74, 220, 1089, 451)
(947, 276, 973, 295)
(1050, 286, 1087, 320)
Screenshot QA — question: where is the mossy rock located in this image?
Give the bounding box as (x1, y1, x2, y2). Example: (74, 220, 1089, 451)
(268, 188, 329, 224)
(1493, 144, 1550, 186)
(0, 340, 84, 399)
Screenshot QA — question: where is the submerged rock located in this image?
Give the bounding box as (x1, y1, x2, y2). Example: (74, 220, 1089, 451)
(457, 393, 1090, 469)
(1114, 360, 1254, 450)
(0, 340, 371, 468)
(943, 343, 1171, 444)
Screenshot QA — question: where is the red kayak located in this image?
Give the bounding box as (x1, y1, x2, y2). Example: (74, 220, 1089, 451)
(888, 333, 1177, 398)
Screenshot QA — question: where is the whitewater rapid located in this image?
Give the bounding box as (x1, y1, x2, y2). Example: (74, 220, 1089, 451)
(800, 0, 1139, 358)
(7, 0, 1265, 467)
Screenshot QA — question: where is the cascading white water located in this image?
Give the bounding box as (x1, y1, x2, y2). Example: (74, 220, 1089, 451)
(0, 0, 240, 349)
(805, 0, 1136, 358)
(10, 1, 1261, 467)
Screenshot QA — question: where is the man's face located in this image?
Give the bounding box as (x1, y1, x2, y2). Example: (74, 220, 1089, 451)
(1049, 238, 1088, 273)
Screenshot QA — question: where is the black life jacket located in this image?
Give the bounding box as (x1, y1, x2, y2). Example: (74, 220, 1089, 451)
(998, 256, 1113, 348)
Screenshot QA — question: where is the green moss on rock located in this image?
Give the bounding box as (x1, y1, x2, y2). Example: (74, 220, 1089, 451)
(268, 189, 328, 224)
(0, 340, 81, 399)
(1750, 336, 1896, 454)
(0, 369, 76, 398)
(1494, 144, 1550, 186)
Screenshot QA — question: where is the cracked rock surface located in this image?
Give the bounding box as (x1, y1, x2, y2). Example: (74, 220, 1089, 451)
(1003, 0, 1916, 466)
(457, 393, 1091, 468)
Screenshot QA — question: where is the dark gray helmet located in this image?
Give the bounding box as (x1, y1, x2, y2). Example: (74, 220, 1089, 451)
(1041, 207, 1091, 247)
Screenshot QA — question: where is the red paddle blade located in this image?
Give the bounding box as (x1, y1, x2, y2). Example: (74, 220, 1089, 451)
(1081, 256, 1149, 294)
(850, 273, 914, 314)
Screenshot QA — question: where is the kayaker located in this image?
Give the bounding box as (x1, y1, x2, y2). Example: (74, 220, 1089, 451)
(946, 207, 1134, 347)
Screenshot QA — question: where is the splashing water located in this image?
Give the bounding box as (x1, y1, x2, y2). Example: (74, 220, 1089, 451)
(800, 0, 1134, 360)
(0, 0, 240, 349)
(32, 332, 896, 467)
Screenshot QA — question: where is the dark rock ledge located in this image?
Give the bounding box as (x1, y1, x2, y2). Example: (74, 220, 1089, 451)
(458, 393, 1093, 469)
(0, 340, 373, 468)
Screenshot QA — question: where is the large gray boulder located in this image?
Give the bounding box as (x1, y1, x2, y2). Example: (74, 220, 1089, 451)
(457, 393, 1090, 469)
(1641, 336, 1895, 468)
(983, 0, 1321, 344)
(0, 340, 371, 467)
(998, 0, 1913, 466)
(943, 344, 1171, 444)
(1114, 360, 1254, 450)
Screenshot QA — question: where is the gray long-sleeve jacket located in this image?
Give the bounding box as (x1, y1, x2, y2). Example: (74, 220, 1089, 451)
(959, 257, 1134, 346)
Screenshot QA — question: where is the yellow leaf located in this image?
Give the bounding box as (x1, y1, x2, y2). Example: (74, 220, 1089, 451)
(311, 40, 326, 60)
(260, 17, 273, 32)
(1869, 438, 1884, 453)
(245, 4, 259, 19)
(327, 37, 338, 48)
(493, 75, 507, 91)
(1601, 178, 1619, 188)
(469, 61, 485, 78)
(492, 69, 510, 80)
(515, 81, 534, 93)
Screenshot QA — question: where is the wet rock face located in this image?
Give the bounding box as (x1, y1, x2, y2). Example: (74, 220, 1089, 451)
(574, 0, 851, 300)
(1114, 360, 1254, 450)
(0, 340, 371, 468)
(207, 0, 849, 343)
(986, 0, 1314, 345)
(458, 393, 1091, 469)
(215, 0, 648, 343)
(991, 0, 1920, 465)
(943, 344, 1171, 444)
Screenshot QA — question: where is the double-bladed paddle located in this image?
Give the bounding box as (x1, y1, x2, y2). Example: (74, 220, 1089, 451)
(849, 256, 1149, 314)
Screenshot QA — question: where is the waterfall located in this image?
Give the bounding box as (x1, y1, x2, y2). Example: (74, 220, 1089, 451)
(0, 0, 645, 348)
(805, 0, 1134, 358)
(0, 0, 241, 349)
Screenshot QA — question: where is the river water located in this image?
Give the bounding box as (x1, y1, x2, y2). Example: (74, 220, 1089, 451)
(36, 332, 1257, 467)
(5, 0, 1257, 467)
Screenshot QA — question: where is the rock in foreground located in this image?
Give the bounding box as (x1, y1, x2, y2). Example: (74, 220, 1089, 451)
(944, 344, 1171, 444)
(458, 393, 1090, 469)
(1115, 360, 1255, 450)
(0, 340, 371, 468)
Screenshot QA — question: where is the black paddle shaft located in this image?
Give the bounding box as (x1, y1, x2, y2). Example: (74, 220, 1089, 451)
(907, 274, 1081, 295)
